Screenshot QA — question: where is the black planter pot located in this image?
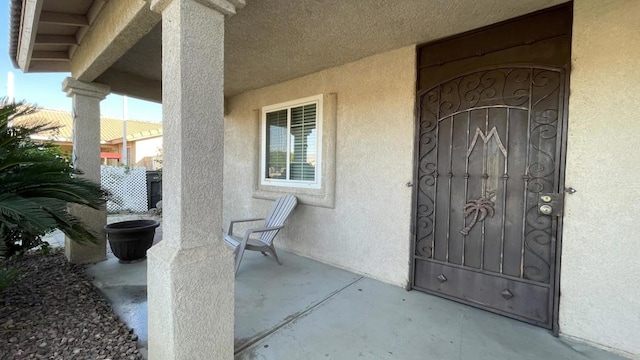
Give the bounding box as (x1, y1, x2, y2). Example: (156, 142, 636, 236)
(104, 220, 160, 263)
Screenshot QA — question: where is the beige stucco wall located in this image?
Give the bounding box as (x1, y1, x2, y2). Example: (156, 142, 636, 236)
(560, 0, 640, 357)
(224, 3, 640, 355)
(224, 46, 416, 286)
(134, 136, 163, 169)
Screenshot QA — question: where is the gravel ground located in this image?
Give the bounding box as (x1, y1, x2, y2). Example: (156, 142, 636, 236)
(0, 251, 142, 360)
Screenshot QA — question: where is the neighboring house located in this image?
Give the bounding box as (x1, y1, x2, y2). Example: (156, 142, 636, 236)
(13, 109, 163, 170)
(8, 1, 640, 359)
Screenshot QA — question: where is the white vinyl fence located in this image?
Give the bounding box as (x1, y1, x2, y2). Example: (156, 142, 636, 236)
(101, 165, 148, 213)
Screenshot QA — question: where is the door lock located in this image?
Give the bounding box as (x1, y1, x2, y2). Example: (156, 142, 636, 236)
(537, 193, 564, 216)
(540, 195, 552, 203)
(539, 204, 553, 215)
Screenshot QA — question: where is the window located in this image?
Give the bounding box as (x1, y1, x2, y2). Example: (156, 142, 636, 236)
(261, 95, 322, 188)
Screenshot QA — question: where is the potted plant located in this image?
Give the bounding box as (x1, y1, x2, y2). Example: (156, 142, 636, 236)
(104, 220, 160, 263)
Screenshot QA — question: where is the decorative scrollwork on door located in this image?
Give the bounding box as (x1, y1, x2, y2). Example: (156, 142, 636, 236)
(414, 67, 562, 282)
(414, 88, 439, 258)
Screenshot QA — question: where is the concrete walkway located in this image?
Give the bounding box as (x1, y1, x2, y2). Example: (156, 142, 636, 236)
(51, 216, 625, 360)
(82, 244, 626, 360)
(233, 252, 625, 360)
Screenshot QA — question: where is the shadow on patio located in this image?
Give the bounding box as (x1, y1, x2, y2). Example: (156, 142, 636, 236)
(84, 239, 625, 360)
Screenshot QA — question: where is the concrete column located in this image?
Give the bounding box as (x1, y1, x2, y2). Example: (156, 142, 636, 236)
(62, 78, 110, 264)
(147, 0, 244, 359)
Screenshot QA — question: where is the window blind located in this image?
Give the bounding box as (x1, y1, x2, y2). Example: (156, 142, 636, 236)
(265, 109, 287, 179)
(289, 104, 316, 181)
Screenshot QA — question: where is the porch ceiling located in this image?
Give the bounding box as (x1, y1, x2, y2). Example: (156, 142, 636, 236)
(11, 0, 568, 100)
(10, 0, 105, 72)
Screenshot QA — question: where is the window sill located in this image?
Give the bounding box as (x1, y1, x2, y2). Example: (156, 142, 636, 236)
(253, 184, 334, 208)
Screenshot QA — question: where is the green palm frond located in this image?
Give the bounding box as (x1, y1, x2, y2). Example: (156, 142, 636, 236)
(0, 194, 59, 234)
(46, 208, 101, 242)
(0, 237, 6, 258)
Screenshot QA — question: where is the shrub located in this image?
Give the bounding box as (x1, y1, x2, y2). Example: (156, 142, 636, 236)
(0, 100, 109, 257)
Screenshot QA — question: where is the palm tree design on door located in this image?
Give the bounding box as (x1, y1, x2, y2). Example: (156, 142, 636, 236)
(460, 197, 495, 235)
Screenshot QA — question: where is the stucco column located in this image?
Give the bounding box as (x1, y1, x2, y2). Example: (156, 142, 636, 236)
(147, 0, 244, 359)
(62, 78, 110, 264)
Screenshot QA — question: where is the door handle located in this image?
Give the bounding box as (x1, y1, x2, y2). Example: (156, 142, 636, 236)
(539, 204, 553, 215)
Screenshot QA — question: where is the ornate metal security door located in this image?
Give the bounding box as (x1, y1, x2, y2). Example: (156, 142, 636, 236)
(412, 66, 566, 328)
(411, 4, 572, 329)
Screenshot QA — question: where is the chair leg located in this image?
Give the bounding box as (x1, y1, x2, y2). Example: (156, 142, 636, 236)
(235, 245, 247, 275)
(260, 251, 268, 256)
(269, 245, 282, 265)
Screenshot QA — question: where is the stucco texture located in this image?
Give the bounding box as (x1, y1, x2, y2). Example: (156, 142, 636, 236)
(560, 0, 640, 357)
(147, 1, 234, 359)
(133, 136, 162, 168)
(62, 78, 110, 264)
(224, 46, 416, 287)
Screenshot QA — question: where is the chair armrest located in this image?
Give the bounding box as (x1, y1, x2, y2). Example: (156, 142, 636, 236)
(237, 225, 286, 250)
(227, 218, 265, 235)
(244, 225, 285, 236)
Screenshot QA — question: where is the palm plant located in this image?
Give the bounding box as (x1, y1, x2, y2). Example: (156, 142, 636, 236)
(0, 239, 19, 292)
(0, 100, 108, 256)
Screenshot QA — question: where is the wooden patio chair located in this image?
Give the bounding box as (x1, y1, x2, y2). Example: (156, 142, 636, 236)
(223, 195, 298, 275)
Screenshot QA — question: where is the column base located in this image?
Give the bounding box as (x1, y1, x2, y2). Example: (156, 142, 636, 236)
(64, 205, 107, 264)
(147, 240, 235, 360)
(64, 236, 107, 264)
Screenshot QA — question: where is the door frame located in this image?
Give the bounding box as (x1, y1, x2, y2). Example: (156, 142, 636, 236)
(408, 3, 573, 335)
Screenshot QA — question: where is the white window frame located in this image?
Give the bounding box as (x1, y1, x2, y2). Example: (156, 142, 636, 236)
(261, 94, 323, 189)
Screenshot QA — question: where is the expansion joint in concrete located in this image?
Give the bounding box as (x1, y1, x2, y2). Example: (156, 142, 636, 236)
(234, 276, 365, 356)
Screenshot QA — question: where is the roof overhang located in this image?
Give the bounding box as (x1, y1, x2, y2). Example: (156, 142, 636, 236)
(11, 0, 104, 73)
(101, 151, 122, 159)
(105, 129, 163, 144)
(10, 0, 569, 101)
(9, 0, 159, 77)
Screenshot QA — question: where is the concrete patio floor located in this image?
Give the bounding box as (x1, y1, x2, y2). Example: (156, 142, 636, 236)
(83, 243, 627, 360)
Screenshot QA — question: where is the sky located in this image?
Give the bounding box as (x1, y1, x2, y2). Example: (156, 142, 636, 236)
(0, 4, 162, 123)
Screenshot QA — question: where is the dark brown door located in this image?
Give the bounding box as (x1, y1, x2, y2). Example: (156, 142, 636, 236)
(411, 4, 572, 329)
